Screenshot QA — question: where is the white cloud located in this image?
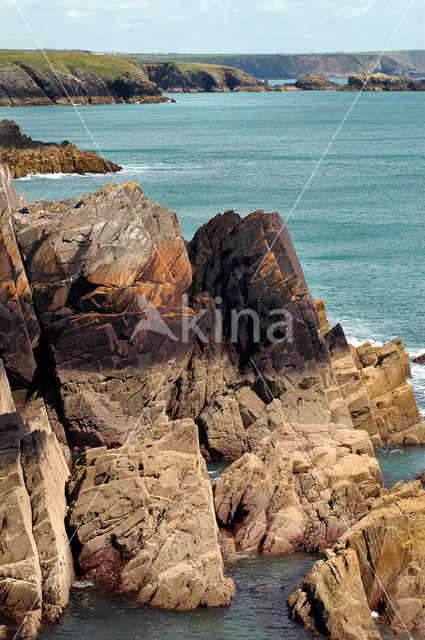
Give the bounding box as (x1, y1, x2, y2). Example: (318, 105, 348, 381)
(66, 9, 92, 22)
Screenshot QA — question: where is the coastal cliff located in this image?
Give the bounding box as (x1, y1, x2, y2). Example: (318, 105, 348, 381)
(0, 168, 424, 637)
(131, 50, 425, 79)
(1, 50, 424, 104)
(0, 119, 121, 177)
(0, 50, 166, 106)
(144, 61, 269, 92)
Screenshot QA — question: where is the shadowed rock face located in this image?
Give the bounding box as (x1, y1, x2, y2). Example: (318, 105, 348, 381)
(0, 61, 165, 107)
(0, 119, 122, 178)
(9, 182, 424, 455)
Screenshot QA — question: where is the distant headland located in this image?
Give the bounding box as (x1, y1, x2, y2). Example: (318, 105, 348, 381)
(0, 50, 424, 106)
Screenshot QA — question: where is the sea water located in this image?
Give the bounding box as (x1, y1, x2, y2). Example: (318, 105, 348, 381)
(1, 91, 424, 639)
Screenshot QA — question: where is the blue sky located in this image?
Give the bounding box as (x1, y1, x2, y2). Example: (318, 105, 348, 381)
(2, 0, 424, 53)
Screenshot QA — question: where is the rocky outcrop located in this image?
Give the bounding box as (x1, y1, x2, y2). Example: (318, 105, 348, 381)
(343, 73, 425, 91)
(0, 360, 73, 638)
(0, 51, 166, 106)
(0, 167, 73, 637)
(0, 167, 235, 633)
(213, 409, 381, 555)
(145, 62, 270, 93)
(288, 481, 425, 640)
(355, 339, 425, 444)
(294, 76, 339, 90)
(317, 300, 425, 445)
(413, 353, 425, 364)
(2, 165, 425, 636)
(0, 119, 121, 178)
(67, 414, 234, 609)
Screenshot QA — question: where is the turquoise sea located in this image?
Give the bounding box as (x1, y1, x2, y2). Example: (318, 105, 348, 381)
(1, 91, 424, 639)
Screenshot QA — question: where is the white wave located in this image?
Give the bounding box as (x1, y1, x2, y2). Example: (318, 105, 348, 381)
(73, 580, 94, 589)
(412, 363, 425, 379)
(347, 335, 384, 348)
(16, 171, 111, 181)
(121, 164, 202, 172)
(409, 348, 425, 360)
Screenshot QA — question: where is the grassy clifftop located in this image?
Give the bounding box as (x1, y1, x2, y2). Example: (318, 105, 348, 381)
(0, 50, 148, 78)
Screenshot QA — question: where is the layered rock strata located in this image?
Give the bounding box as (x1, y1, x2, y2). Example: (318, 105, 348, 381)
(288, 481, 425, 640)
(0, 360, 73, 638)
(0, 167, 73, 637)
(0, 119, 121, 178)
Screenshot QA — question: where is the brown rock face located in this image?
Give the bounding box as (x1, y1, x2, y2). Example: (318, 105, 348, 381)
(0, 120, 121, 178)
(12, 180, 191, 448)
(288, 481, 425, 640)
(413, 353, 425, 364)
(67, 415, 234, 609)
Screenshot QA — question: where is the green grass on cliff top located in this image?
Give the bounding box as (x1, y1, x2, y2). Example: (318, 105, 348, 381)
(0, 50, 249, 79)
(0, 50, 147, 78)
(171, 61, 249, 76)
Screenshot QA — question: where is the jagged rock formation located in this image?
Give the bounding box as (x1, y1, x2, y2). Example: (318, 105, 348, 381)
(0, 119, 121, 178)
(12, 179, 191, 448)
(67, 414, 234, 609)
(7, 183, 423, 457)
(288, 481, 425, 640)
(213, 415, 381, 555)
(145, 62, 270, 93)
(414, 353, 425, 364)
(318, 300, 425, 445)
(343, 73, 425, 91)
(0, 51, 166, 106)
(0, 166, 233, 633)
(0, 167, 74, 637)
(1, 166, 424, 636)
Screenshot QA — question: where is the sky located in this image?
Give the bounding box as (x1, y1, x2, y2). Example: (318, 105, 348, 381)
(1, 0, 424, 54)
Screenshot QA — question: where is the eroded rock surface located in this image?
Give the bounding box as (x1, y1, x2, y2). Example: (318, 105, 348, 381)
(0, 360, 72, 638)
(288, 481, 425, 640)
(67, 414, 234, 609)
(213, 406, 381, 554)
